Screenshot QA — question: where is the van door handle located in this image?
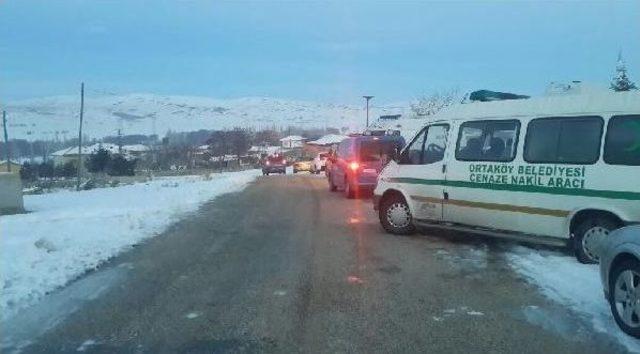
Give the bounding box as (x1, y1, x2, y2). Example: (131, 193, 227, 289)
(442, 164, 447, 174)
(443, 192, 449, 200)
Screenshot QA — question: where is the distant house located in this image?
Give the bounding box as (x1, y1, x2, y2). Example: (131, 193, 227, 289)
(304, 134, 347, 156)
(248, 145, 281, 157)
(50, 143, 139, 166)
(379, 114, 402, 120)
(306, 134, 348, 146)
(122, 144, 150, 158)
(0, 160, 22, 173)
(279, 135, 305, 149)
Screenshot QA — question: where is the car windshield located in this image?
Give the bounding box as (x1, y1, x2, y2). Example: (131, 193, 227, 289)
(1, 1, 638, 352)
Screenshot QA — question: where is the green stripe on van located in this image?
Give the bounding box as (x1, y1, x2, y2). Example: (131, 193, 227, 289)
(385, 177, 640, 201)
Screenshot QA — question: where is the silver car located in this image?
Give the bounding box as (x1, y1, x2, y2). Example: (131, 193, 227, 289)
(600, 225, 640, 338)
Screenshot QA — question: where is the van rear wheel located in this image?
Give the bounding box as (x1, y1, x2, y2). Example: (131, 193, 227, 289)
(574, 216, 619, 264)
(379, 194, 415, 235)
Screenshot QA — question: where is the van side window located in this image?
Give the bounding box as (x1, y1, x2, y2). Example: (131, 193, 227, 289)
(423, 125, 449, 164)
(604, 115, 640, 166)
(455, 120, 519, 162)
(400, 124, 449, 165)
(400, 128, 427, 165)
(524, 116, 603, 164)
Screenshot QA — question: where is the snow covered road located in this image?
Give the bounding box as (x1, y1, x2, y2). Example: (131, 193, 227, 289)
(0, 170, 260, 321)
(1, 172, 637, 353)
(5, 174, 631, 354)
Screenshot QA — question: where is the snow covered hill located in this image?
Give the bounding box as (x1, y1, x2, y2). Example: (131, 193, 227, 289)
(5, 94, 408, 141)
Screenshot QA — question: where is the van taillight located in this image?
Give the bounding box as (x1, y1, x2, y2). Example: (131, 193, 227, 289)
(349, 161, 360, 171)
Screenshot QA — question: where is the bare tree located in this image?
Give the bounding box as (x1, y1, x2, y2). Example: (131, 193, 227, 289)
(410, 89, 459, 118)
(206, 130, 230, 158)
(228, 128, 250, 158)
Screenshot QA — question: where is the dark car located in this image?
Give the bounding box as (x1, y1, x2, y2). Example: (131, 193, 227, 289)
(327, 134, 405, 198)
(262, 154, 287, 175)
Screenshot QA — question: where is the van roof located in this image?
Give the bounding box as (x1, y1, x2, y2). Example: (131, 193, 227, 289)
(433, 90, 640, 122)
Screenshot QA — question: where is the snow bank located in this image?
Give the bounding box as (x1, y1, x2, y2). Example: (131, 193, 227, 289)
(0, 170, 260, 320)
(508, 247, 640, 352)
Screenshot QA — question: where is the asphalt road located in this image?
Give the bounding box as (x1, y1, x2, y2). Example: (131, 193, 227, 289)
(12, 174, 626, 353)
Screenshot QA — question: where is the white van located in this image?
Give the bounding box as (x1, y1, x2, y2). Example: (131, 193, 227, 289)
(373, 91, 640, 263)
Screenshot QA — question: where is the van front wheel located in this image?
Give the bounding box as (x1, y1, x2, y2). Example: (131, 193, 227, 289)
(574, 216, 619, 264)
(379, 194, 415, 235)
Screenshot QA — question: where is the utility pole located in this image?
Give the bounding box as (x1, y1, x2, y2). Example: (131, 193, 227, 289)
(117, 128, 122, 154)
(2, 111, 10, 172)
(363, 95, 374, 128)
(76, 82, 85, 191)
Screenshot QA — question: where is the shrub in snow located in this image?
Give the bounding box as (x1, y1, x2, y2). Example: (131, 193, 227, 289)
(34, 238, 57, 253)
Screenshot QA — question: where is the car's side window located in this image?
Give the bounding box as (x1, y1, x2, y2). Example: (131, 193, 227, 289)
(423, 124, 449, 164)
(399, 128, 427, 165)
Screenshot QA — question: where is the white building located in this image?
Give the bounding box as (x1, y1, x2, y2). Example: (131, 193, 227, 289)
(50, 143, 147, 166)
(279, 135, 305, 149)
(248, 145, 281, 156)
(306, 134, 348, 146)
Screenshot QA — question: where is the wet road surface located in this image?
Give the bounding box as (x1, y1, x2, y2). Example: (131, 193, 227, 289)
(8, 174, 627, 353)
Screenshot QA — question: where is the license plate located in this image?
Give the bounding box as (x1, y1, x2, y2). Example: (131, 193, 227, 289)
(363, 168, 377, 174)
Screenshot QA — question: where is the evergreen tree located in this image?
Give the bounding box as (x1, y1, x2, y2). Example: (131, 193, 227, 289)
(55, 161, 77, 178)
(611, 52, 637, 92)
(87, 148, 111, 173)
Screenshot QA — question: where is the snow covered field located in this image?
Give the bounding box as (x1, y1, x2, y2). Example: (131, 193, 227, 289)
(0, 170, 260, 321)
(509, 246, 640, 352)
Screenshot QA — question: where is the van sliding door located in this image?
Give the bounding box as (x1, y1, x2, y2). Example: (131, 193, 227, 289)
(443, 119, 521, 229)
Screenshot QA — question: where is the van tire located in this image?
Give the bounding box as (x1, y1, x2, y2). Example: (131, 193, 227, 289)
(379, 194, 415, 235)
(573, 216, 619, 264)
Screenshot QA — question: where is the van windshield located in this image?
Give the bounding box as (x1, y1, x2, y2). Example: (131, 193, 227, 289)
(358, 141, 398, 162)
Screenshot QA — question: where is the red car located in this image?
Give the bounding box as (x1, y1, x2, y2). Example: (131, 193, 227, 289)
(327, 134, 405, 198)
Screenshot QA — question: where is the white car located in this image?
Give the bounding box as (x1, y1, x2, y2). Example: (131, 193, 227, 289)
(312, 152, 330, 174)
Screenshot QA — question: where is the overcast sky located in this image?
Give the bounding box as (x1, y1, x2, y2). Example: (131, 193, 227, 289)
(1, 0, 639, 103)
